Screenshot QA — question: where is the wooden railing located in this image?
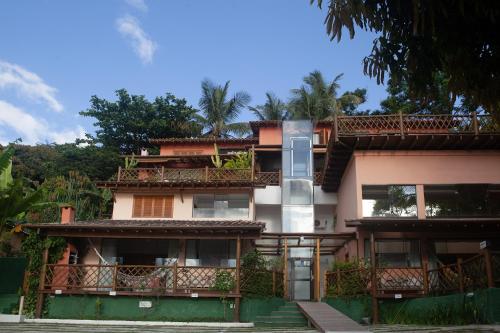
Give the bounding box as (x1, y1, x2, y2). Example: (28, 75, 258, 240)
(42, 264, 237, 296)
(117, 167, 252, 183)
(325, 250, 499, 298)
(254, 171, 322, 186)
(332, 113, 499, 141)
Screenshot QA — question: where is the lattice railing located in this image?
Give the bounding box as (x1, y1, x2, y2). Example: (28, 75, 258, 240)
(427, 263, 461, 295)
(255, 172, 280, 185)
(334, 113, 498, 137)
(325, 268, 371, 297)
(43, 264, 236, 295)
(376, 267, 424, 292)
(461, 254, 488, 291)
(117, 167, 252, 183)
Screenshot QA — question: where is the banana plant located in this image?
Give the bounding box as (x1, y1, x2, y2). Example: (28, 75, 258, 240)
(124, 153, 138, 170)
(210, 143, 223, 168)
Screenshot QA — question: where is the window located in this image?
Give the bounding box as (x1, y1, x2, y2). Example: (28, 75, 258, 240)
(365, 239, 421, 268)
(133, 195, 173, 218)
(362, 185, 417, 217)
(291, 137, 312, 177)
(425, 184, 500, 217)
(185, 239, 236, 267)
(192, 194, 249, 218)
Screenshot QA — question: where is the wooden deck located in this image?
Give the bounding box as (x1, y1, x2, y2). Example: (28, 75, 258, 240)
(297, 302, 370, 333)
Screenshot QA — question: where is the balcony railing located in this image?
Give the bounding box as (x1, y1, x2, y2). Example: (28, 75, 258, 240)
(325, 250, 500, 298)
(332, 113, 499, 141)
(42, 263, 237, 296)
(255, 171, 322, 186)
(117, 167, 253, 183)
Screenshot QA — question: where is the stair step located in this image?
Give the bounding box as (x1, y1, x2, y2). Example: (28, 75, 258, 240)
(255, 316, 308, 324)
(270, 311, 304, 317)
(254, 321, 309, 327)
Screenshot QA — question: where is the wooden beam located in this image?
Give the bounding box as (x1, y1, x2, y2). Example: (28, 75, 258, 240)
(370, 232, 379, 324)
(315, 238, 321, 302)
(234, 235, 241, 322)
(35, 247, 49, 318)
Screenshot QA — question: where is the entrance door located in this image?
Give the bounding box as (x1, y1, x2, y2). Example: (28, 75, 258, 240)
(290, 258, 312, 300)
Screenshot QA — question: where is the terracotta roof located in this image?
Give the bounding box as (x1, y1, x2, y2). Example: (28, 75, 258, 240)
(24, 219, 265, 230)
(149, 137, 257, 145)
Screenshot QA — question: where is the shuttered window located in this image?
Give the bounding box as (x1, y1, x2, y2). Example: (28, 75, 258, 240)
(133, 195, 173, 218)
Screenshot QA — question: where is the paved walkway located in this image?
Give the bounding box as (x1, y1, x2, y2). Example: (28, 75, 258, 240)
(0, 323, 318, 333)
(297, 301, 371, 333)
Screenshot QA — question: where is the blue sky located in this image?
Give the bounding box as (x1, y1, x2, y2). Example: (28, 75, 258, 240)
(0, 0, 386, 145)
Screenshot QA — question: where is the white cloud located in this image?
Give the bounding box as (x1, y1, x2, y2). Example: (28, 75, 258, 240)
(0, 100, 85, 145)
(125, 0, 148, 12)
(0, 60, 63, 112)
(116, 15, 157, 64)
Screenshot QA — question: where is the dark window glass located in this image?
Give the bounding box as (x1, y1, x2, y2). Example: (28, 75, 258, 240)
(193, 194, 249, 218)
(425, 184, 500, 217)
(364, 239, 421, 268)
(362, 185, 417, 217)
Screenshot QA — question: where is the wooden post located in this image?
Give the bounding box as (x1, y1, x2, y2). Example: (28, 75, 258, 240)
(173, 262, 178, 293)
(472, 111, 479, 136)
(422, 262, 429, 295)
(278, 169, 282, 186)
(333, 114, 339, 142)
(323, 271, 327, 298)
(161, 166, 165, 181)
(234, 235, 241, 322)
(117, 166, 122, 182)
(315, 238, 321, 302)
(483, 249, 494, 288)
(370, 232, 379, 324)
(251, 144, 255, 181)
(457, 258, 464, 293)
(399, 111, 405, 139)
(205, 166, 209, 182)
(283, 237, 288, 300)
(272, 270, 276, 296)
(35, 247, 49, 319)
(112, 263, 118, 291)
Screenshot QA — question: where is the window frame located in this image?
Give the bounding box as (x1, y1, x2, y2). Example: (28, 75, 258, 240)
(132, 195, 174, 218)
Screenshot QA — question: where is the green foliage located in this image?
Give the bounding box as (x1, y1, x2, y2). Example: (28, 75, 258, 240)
(289, 71, 365, 120)
(327, 260, 370, 297)
(11, 143, 121, 183)
(380, 297, 487, 325)
(213, 270, 236, 295)
(241, 250, 282, 297)
(21, 232, 66, 317)
(249, 92, 289, 120)
(210, 144, 223, 168)
(124, 153, 138, 170)
(27, 171, 112, 224)
(312, 0, 500, 121)
(198, 79, 251, 138)
(0, 145, 14, 189)
(223, 151, 252, 169)
(80, 89, 202, 154)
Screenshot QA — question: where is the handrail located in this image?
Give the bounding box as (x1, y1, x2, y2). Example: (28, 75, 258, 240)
(331, 113, 499, 142)
(117, 167, 253, 183)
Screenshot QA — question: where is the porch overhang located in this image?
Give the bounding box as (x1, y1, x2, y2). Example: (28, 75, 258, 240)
(96, 180, 264, 190)
(24, 219, 264, 239)
(346, 217, 500, 235)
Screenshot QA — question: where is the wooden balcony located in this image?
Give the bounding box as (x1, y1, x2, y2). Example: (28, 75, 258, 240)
(255, 171, 322, 186)
(332, 113, 499, 140)
(40, 263, 284, 298)
(116, 167, 253, 183)
(324, 250, 500, 298)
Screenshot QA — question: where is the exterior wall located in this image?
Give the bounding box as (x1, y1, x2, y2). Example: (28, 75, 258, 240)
(335, 158, 358, 234)
(259, 127, 282, 145)
(255, 205, 281, 233)
(159, 142, 249, 156)
(313, 186, 338, 205)
(254, 186, 281, 205)
(112, 191, 254, 220)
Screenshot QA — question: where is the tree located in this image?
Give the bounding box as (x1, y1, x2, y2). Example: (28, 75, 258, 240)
(311, 0, 500, 122)
(289, 71, 365, 120)
(198, 79, 251, 137)
(249, 92, 289, 120)
(12, 143, 121, 183)
(0, 146, 47, 234)
(379, 72, 481, 115)
(80, 89, 202, 154)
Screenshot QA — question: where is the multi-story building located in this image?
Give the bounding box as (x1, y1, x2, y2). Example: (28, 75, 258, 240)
(28, 114, 500, 320)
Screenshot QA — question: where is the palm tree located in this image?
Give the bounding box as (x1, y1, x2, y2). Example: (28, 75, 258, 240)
(198, 79, 251, 138)
(249, 92, 288, 121)
(289, 71, 365, 120)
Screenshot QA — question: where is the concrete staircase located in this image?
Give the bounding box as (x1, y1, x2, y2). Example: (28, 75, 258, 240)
(254, 302, 309, 328)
